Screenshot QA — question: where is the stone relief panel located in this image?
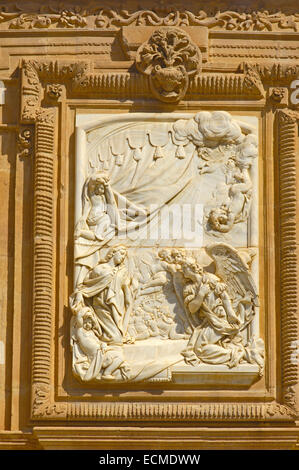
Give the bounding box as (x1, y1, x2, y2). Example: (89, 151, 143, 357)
(70, 111, 263, 385)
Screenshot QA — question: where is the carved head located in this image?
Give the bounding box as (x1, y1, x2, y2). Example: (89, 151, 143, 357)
(81, 308, 95, 330)
(87, 172, 109, 196)
(181, 257, 203, 280)
(171, 248, 185, 265)
(158, 249, 173, 263)
(106, 245, 127, 265)
(235, 134, 258, 168)
(83, 316, 94, 331)
(208, 206, 233, 233)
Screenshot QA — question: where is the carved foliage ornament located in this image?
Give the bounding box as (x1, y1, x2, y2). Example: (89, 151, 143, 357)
(1, 6, 299, 31)
(136, 27, 201, 102)
(32, 384, 67, 418)
(95, 8, 299, 32)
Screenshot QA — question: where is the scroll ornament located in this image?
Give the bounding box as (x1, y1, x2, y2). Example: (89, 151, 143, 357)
(136, 27, 201, 103)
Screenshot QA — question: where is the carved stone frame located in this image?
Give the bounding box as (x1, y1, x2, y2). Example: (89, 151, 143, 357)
(20, 57, 299, 424)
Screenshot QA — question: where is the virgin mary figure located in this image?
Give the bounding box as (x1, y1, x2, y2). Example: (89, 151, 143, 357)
(74, 172, 147, 285)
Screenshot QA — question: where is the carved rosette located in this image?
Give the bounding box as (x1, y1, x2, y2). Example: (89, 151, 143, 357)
(136, 27, 201, 102)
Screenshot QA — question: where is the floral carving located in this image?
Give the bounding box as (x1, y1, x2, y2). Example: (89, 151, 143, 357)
(94, 8, 299, 32)
(242, 62, 299, 84)
(243, 65, 265, 98)
(9, 14, 52, 29)
(57, 9, 87, 28)
(136, 27, 201, 102)
(278, 108, 299, 124)
(284, 386, 296, 408)
(21, 61, 41, 122)
(7, 8, 87, 30)
(32, 384, 66, 418)
(265, 403, 296, 418)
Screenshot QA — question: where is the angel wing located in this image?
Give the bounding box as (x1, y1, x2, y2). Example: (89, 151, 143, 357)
(206, 243, 259, 307)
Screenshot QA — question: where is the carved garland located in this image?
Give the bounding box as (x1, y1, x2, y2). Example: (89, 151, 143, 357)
(1, 6, 299, 32)
(20, 58, 299, 421)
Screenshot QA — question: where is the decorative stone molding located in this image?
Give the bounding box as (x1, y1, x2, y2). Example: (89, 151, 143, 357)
(32, 384, 67, 419)
(210, 44, 299, 61)
(94, 8, 299, 32)
(20, 58, 266, 109)
(31, 426, 299, 450)
(242, 63, 299, 85)
(1, 5, 299, 32)
(65, 402, 295, 422)
(16, 57, 299, 422)
(0, 0, 298, 451)
(31, 107, 56, 419)
(136, 27, 201, 102)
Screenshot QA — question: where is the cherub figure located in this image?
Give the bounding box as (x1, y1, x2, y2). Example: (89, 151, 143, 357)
(154, 306, 189, 340)
(206, 134, 257, 234)
(127, 308, 151, 341)
(71, 306, 129, 381)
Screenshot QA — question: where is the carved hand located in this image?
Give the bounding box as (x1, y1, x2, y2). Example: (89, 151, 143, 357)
(199, 283, 210, 297)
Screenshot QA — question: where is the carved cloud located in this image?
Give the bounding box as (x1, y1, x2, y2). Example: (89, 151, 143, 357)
(173, 111, 244, 148)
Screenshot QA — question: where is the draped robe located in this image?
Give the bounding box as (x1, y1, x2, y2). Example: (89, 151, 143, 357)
(78, 263, 131, 344)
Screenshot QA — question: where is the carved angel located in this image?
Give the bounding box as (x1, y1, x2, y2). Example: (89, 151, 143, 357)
(179, 245, 263, 372)
(206, 242, 259, 328)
